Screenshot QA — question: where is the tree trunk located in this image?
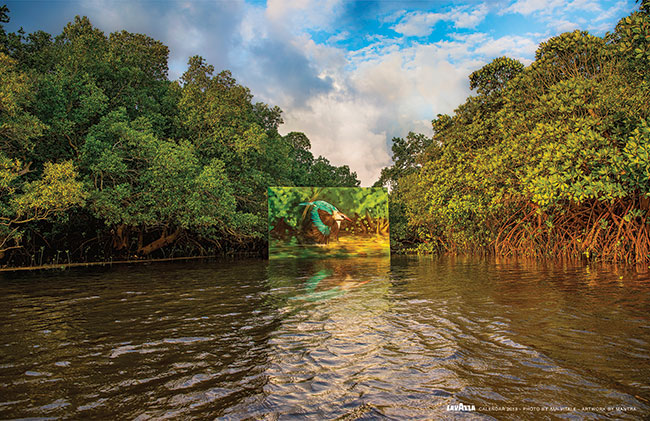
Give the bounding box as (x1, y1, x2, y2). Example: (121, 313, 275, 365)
(113, 224, 129, 250)
(138, 228, 182, 255)
(138, 228, 143, 251)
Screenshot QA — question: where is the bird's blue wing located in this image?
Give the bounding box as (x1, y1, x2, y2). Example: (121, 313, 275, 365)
(298, 201, 335, 235)
(311, 207, 331, 235)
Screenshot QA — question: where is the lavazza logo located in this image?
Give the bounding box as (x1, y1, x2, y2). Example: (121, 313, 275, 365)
(447, 403, 476, 412)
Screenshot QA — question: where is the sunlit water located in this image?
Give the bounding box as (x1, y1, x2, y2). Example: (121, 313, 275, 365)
(1, 257, 649, 420)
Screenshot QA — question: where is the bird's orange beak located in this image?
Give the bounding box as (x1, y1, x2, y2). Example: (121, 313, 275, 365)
(341, 213, 352, 222)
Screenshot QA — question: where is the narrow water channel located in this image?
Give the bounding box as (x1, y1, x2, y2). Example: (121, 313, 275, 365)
(1, 257, 648, 419)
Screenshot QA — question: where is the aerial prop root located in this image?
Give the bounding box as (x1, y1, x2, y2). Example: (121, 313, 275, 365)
(491, 198, 650, 262)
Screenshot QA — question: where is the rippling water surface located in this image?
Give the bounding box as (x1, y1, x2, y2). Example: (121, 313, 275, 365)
(1, 256, 649, 420)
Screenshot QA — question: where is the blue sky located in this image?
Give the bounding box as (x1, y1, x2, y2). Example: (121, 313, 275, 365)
(4, 0, 638, 184)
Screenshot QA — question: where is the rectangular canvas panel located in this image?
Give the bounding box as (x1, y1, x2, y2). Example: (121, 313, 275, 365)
(268, 187, 390, 259)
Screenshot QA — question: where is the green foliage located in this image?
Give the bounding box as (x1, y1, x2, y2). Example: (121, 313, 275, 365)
(375, 132, 431, 190)
(1, 158, 86, 256)
(615, 4, 650, 80)
(12, 160, 86, 218)
(307, 157, 360, 187)
(81, 108, 238, 231)
(381, 3, 650, 262)
(469, 56, 524, 96)
(0, 12, 360, 265)
(0, 52, 45, 158)
(619, 120, 650, 193)
(374, 132, 434, 250)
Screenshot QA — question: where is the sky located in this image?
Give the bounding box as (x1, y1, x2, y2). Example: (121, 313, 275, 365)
(4, 0, 638, 185)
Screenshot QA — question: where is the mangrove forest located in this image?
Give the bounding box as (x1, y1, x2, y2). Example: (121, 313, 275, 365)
(2, 2, 650, 266)
(0, 7, 359, 267)
(377, 2, 650, 263)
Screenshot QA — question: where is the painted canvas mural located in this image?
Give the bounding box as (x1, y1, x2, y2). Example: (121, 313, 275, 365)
(268, 187, 390, 259)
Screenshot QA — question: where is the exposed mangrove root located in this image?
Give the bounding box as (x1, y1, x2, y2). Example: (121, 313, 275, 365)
(492, 197, 650, 263)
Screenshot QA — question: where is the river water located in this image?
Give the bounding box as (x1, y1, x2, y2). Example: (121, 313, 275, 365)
(1, 257, 649, 420)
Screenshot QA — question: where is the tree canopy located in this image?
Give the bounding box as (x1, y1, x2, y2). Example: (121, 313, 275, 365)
(377, 2, 650, 263)
(0, 11, 359, 266)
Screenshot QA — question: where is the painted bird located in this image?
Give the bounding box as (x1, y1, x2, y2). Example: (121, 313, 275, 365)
(299, 200, 352, 244)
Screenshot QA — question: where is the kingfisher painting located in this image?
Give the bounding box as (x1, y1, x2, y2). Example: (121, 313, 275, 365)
(268, 187, 390, 259)
(299, 200, 352, 244)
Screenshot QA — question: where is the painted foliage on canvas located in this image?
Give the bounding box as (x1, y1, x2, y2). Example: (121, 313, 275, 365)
(268, 187, 389, 258)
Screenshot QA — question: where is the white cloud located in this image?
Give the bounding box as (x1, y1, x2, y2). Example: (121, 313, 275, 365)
(473, 34, 539, 61)
(566, 0, 602, 13)
(266, 0, 342, 33)
(281, 94, 392, 185)
(500, 0, 626, 41)
(449, 4, 489, 28)
(391, 11, 446, 37)
(550, 19, 581, 32)
(240, 5, 268, 43)
(381, 9, 407, 24)
(327, 31, 350, 43)
(502, 0, 564, 15)
(391, 4, 489, 37)
(594, 1, 632, 22)
(276, 39, 476, 184)
(501, 0, 630, 38)
(277, 29, 544, 185)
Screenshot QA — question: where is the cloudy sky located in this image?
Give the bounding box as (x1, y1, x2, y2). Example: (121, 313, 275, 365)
(5, 0, 637, 185)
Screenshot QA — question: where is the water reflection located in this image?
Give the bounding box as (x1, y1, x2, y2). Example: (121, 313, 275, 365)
(269, 257, 389, 302)
(0, 257, 649, 419)
(256, 257, 395, 419)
